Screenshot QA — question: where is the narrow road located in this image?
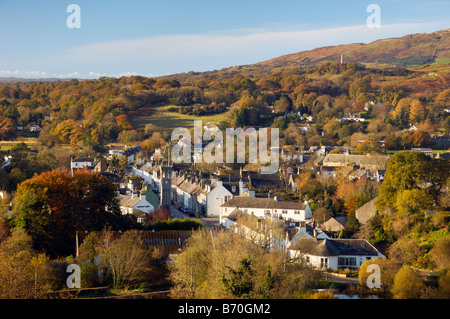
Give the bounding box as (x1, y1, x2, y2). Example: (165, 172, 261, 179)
(169, 206, 186, 219)
(321, 272, 359, 284)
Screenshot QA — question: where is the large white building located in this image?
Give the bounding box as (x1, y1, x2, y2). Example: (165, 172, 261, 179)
(220, 193, 312, 225)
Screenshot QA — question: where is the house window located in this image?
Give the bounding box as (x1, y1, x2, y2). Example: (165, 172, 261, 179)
(294, 210, 300, 214)
(320, 258, 328, 269)
(305, 256, 310, 263)
(281, 210, 287, 214)
(338, 257, 357, 267)
(264, 210, 270, 215)
(231, 186, 236, 192)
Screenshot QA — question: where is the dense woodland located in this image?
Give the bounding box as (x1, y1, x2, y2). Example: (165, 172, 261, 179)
(0, 61, 449, 299)
(0, 62, 449, 150)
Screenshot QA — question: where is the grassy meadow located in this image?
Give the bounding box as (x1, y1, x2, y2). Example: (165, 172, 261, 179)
(130, 105, 234, 132)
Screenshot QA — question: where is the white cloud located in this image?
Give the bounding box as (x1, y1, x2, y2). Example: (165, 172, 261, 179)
(54, 21, 450, 75)
(0, 69, 48, 77)
(65, 21, 447, 57)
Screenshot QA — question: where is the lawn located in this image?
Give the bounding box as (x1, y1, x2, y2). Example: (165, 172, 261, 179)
(130, 105, 233, 132)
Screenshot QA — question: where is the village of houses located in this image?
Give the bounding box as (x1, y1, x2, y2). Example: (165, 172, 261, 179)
(66, 128, 449, 274)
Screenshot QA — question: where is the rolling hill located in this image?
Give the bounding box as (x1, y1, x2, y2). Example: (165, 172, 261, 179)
(256, 28, 450, 69)
(165, 28, 450, 82)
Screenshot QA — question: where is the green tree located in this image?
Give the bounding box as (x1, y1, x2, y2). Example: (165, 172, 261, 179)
(258, 266, 275, 299)
(222, 257, 254, 299)
(376, 151, 448, 213)
(340, 211, 359, 238)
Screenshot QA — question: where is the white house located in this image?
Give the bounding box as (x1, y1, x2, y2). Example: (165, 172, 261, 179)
(109, 145, 142, 164)
(29, 124, 41, 132)
(220, 193, 312, 225)
(118, 191, 155, 223)
(202, 180, 233, 217)
(71, 157, 97, 173)
(411, 148, 433, 157)
(288, 238, 385, 270)
(340, 113, 365, 122)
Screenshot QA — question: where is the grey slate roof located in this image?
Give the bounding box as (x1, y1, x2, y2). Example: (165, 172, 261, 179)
(290, 238, 379, 256)
(322, 154, 388, 169)
(221, 196, 306, 210)
(119, 194, 142, 208)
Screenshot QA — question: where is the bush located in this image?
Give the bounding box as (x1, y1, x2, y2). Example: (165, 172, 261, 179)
(150, 218, 203, 231)
(43, 260, 69, 291)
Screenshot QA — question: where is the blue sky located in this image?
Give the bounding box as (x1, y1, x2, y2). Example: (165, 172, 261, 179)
(0, 0, 449, 78)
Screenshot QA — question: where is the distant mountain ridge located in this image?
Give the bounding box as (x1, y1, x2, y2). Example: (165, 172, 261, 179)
(160, 28, 450, 82)
(0, 77, 72, 83)
(257, 28, 450, 69)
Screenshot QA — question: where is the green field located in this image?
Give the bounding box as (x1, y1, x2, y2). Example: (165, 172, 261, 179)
(434, 57, 450, 65)
(0, 138, 38, 152)
(130, 105, 233, 131)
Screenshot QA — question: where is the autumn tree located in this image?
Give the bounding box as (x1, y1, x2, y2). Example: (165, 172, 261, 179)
(349, 76, 372, 101)
(434, 88, 450, 108)
(147, 207, 171, 224)
(76, 229, 167, 290)
(336, 178, 378, 214)
(170, 229, 319, 299)
(51, 119, 79, 144)
(359, 258, 401, 296)
(394, 189, 433, 216)
(100, 230, 155, 290)
(0, 118, 16, 140)
(354, 137, 384, 155)
(391, 265, 426, 299)
(429, 236, 450, 270)
(0, 229, 48, 298)
(408, 130, 431, 147)
(409, 99, 426, 123)
(13, 169, 137, 257)
(115, 114, 134, 131)
(274, 94, 293, 113)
